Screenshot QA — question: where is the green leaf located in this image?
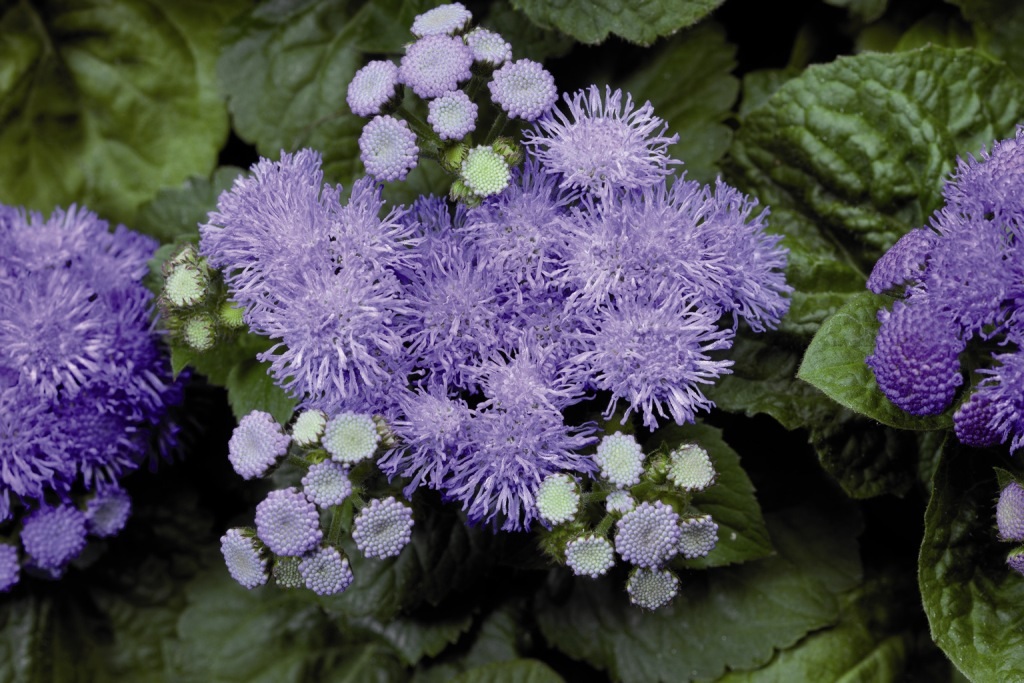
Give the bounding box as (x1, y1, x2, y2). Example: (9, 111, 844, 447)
(482, 1, 575, 63)
(134, 167, 245, 244)
(450, 659, 566, 683)
(919, 441, 1024, 681)
(715, 576, 915, 683)
(798, 291, 951, 431)
(619, 22, 739, 182)
(169, 568, 330, 682)
(509, 0, 724, 46)
(725, 48, 1024, 334)
(809, 412, 940, 499)
(948, 0, 1024, 74)
(218, 0, 437, 190)
(738, 69, 798, 120)
(0, 0, 242, 224)
(654, 423, 772, 568)
(351, 613, 474, 667)
(535, 500, 862, 683)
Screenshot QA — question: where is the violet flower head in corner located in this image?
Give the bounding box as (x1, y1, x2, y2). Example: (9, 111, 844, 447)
(867, 128, 1024, 450)
(0, 204, 184, 588)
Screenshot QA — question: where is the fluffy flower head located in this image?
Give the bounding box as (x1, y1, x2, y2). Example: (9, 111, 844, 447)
(411, 3, 472, 37)
(21, 504, 87, 571)
(595, 432, 645, 488)
(626, 568, 679, 610)
(399, 35, 473, 98)
(614, 500, 680, 568)
(524, 86, 679, 194)
(352, 497, 414, 559)
(228, 411, 291, 480)
(488, 59, 557, 122)
(564, 535, 615, 578)
(360, 115, 419, 181)
(347, 60, 400, 117)
(221, 528, 269, 589)
(428, 90, 478, 140)
(254, 488, 323, 557)
(299, 546, 354, 595)
(535, 473, 579, 525)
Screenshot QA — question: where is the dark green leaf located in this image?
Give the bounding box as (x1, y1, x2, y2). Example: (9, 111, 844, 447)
(620, 22, 739, 182)
(655, 423, 772, 568)
(919, 441, 1024, 681)
(948, 0, 1024, 73)
(168, 569, 327, 682)
(509, 0, 725, 46)
(738, 69, 798, 120)
(351, 613, 473, 667)
(715, 576, 916, 682)
(483, 1, 575, 63)
(798, 292, 951, 430)
(218, 0, 437, 190)
(535, 500, 862, 683)
(725, 48, 1024, 336)
(134, 167, 244, 244)
(0, 0, 242, 223)
(450, 659, 565, 683)
(823, 0, 888, 23)
(224, 358, 298, 426)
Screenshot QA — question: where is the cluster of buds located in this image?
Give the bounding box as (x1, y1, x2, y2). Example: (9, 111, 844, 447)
(220, 409, 413, 595)
(536, 432, 720, 610)
(997, 480, 1024, 576)
(345, 2, 556, 203)
(159, 244, 246, 352)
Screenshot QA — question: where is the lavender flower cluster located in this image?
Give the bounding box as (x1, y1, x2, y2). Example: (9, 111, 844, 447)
(536, 435, 720, 609)
(867, 129, 1024, 451)
(345, 2, 556, 200)
(0, 204, 183, 591)
(220, 409, 413, 595)
(199, 3, 790, 607)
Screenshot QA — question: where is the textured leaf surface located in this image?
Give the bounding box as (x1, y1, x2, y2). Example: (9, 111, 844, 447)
(919, 442, 1024, 682)
(535, 500, 862, 683)
(0, 0, 241, 223)
(798, 292, 951, 431)
(716, 577, 914, 683)
(725, 48, 1024, 343)
(509, 0, 724, 46)
(620, 22, 738, 183)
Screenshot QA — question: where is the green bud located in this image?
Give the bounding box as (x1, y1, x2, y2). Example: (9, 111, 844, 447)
(440, 142, 469, 174)
(291, 409, 328, 447)
(536, 473, 580, 525)
(273, 556, 304, 589)
(183, 314, 216, 352)
(164, 264, 207, 308)
(492, 136, 523, 165)
(666, 444, 716, 492)
(449, 178, 475, 204)
(218, 301, 246, 329)
(460, 145, 510, 198)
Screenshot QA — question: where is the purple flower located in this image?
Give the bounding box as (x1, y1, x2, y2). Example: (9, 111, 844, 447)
(301, 460, 352, 508)
(228, 411, 291, 480)
(352, 496, 414, 559)
(626, 567, 679, 610)
(567, 292, 734, 430)
(464, 28, 511, 67)
(0, 544, 18, 592)
(524, 86, 679, 195)
(399, 35, 473, 99)
(997, 481, 1024, 542)
(221, 528, 269, 589)
(359, 115, 419, 182)
(428, 90, 478, 140)
(564, 535, 614, 578)
(614, 500, 681, 568)
(411, 2, 472, 37)
(867, 129, 1024, 449)
(447, 395, 596, 531)
(85, 485, 132, 538)
(254, 487, 323, 557)
(488, 59, 557, 122)
(21, 503, 88, 571)
(299, 546, 353, 595)
(0, 204, 181, 527)
(867, 299, 965, 416)
(347, 60, 400, 117)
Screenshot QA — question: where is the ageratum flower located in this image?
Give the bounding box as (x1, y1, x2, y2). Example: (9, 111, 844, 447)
(359, 115, 419, 182)
(428, 90, 478, 140)
(523, 86, 679, 195)
(399, 35, 473, 99)
(867, 129, 1024, 449)
(0, 203, 182, 587)
(347, 60, 400, 117)
(410, 2, 472, 37)
(299, 546, 354, 595)
(488, 59, 558, 122)
(464, 28, 511, 67)
(200, 151, 417, 412)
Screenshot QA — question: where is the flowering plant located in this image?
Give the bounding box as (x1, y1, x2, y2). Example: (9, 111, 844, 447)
(3, 0, 1024, 681)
